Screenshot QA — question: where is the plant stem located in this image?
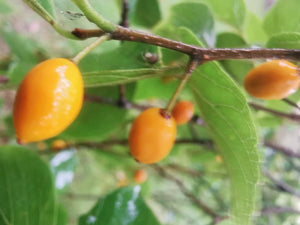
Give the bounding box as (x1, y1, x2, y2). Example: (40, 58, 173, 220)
(165, 59, 199, 113)
(72, 0, 116, 32)
(249, 102, 300, 122)
(72, 27, 300, 62)
(72, 34, 110, 64)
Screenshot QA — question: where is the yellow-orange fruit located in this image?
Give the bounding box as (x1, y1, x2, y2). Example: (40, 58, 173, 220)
(215, 154, 223, 163)
(51, 139, 68, 151)
(13, 58, 83, 144)
(134, 169, 148, 184)
(172, 101, 194, 125)
(129, 108, 177, 164)
(244, 60, 299, 100)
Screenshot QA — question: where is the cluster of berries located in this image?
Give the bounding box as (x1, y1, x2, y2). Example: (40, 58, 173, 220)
(13, 58, 299, 164)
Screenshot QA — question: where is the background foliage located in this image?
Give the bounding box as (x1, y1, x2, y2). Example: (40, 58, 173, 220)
(0, 0, 300, 224)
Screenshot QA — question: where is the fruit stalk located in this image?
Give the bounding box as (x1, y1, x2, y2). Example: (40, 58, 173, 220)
(72, 34, 110, 64)
(165, 59, 199, 113)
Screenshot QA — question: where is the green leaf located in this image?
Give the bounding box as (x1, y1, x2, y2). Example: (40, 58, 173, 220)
(216, 32, 253, 84)
(1, 26, 39, 62)
(202, 0, 246, 30)
(0, 146, 57, 225)
(35, 0, 55, 17)
(79, 186, 161, 225)
(50, 149, 78, 194)
(82, 67, 183, 87)
(155, 2, 215, 47)
(0, 0, 11, 14)
(60, 85, 134, 141)
(56, 203, 68, 225)
(79, 42, 158, 71)
(263, 0, 300, 36)
(130, 0, 161, 28)
(266, 32, 300, 49)
(134, 77, 179, 100)
(180, 28, 260, 225)
(23, 0, 77, 39)
(244, 12, 268, 44)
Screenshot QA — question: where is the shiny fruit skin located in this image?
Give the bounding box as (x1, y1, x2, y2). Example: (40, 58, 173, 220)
(172, 101, 194, 125)
(244, 60, 299, 100)
(129, 108, 177, 164)
(134, 169, 148, 184)
(13, 58, 83, 144)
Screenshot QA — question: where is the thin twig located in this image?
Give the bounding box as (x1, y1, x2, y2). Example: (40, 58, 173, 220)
(152, 164, 218, 218)
(282, 98, 300, 111)
(249, 102, 300, 122)
(264, 170, 300, 198)
(264, 141, 300, 158)
(119, 0, 129, 28)
(118, 0, 130, 107)
(72, 27, 300, 62)
(76, 138, 213, 149)
(166, 163, 226, 177)
(258, 207, 300, 216)
(165, 58, 199, 113)
(84, 94, 149, 111)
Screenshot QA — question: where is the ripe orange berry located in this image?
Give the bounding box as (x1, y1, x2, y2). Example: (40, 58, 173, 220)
(13, 58, 83, 144)
(171, 101, 194, 125)
(244, 60, 299, 100)
(134, 169, 148, 184)
(51, 139, 68, 151)
(129, 108, 177, 164)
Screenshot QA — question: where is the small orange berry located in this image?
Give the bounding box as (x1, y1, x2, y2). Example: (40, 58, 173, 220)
(129, 108, 177, 164)
(134, 169, 148, 184)
(51, 139, 68, 151)
(244, 60, 299, 100)
(13, 58, 83, 144)
(215, 154, 223, 163)
(172, 101, 194, 125)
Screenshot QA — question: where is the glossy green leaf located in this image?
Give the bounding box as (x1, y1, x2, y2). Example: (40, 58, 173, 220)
(263, 0, 300, 36)
(50, 149, 78, 194)
(79, 186, 161, 225)
(0, 146, 57, 225)
(82, 67, 183, 87)
(266, 32, 300, 49)
(180, 27, 259, 225)
(60, 85, 134, 141)
(79, 42, 158, 71)
(130, 0, 161, 28)
(244, 12, 268, 44)
(202, 0, 246, 30)
(155, 2, 215, 47)
(216, 32, 253, 84)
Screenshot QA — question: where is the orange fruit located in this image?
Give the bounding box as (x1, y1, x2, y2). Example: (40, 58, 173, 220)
(134, 169, 148, 184)
(244, 60, 299, 100)
(51, 139, 68, 151)
(13, 58, 83, 144)
(129, 108, 177, 164)
(172, 101, 194, 125)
